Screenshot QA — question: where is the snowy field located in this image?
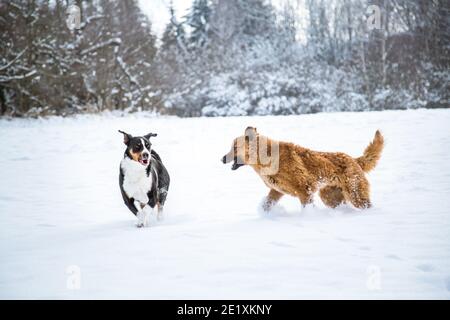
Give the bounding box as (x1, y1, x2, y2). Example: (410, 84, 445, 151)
(0, 109, 449, 299)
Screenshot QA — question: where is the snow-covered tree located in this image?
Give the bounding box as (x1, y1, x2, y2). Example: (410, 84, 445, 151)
(0, 0, 158, 116)
(185, 0, 212, 50)
(161, 3, 187, 54)
(1, 0, 447, 117)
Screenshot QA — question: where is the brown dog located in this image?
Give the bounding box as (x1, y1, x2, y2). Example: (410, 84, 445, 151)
(222, 127, 384, 211)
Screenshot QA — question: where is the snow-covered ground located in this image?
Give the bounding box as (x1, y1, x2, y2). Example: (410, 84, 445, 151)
(0, 109, 449, 299)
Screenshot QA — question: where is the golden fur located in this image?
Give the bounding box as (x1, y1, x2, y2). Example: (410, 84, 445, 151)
(223, 127, 384, 210)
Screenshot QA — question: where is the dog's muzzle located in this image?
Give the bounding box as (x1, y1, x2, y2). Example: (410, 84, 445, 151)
(221, 155, 229, 164)
(139, 152, 149, 166)
(222, 154, 244, 170)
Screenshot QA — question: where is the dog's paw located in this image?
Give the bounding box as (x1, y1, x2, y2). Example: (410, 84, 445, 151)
(136, 221, 145, 228)
(261, 198, 274, 212)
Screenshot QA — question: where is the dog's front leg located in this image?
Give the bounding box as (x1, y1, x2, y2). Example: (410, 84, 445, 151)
(142, 205, 153, 227)
(262, 189, 284, 212)
(134, 201, 148, 228)
(298, 194, 314, 208)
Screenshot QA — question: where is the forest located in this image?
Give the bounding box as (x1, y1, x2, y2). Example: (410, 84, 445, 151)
(0, 0, 448, 117)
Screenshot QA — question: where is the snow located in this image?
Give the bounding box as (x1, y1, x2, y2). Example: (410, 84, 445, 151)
(0, 109, 449, 299)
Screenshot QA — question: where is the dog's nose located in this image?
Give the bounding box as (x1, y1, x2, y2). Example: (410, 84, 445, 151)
(221, 155, 227, 164)
(142, 152, 149, 160)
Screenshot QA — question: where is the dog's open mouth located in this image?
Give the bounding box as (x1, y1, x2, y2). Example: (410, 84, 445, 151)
(139, 158, 149, 166)
(222, 154, 244, 170)
(231, 160, 244, 170)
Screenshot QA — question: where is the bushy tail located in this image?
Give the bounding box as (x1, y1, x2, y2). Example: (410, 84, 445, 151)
(356, 130, 384, 172)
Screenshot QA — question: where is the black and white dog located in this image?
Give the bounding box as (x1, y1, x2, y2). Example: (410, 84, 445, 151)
(118, 130, 170, 228)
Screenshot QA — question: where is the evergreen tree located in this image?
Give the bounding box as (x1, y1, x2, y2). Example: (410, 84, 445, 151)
(161, 3, 187, 54)
(240, 0, 276, 38)
(209, 0, 276, 44)
(185, 0, 212, 50)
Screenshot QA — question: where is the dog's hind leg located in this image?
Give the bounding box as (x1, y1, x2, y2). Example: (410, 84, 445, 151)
(343, 175, 372, 209)
(262, 189, 284, 212)
(156, 189, 168, 221)
(319, 185, 345, 208)
(156, 203, 164, 221)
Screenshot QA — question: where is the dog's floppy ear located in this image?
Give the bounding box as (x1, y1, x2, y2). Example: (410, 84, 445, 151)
(118, 130, 132, 145)
(144, 133, 158, 140)
(245, 126, 257, 139)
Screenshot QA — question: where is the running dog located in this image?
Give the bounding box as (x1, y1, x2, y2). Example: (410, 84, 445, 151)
(222, 127, 384, 211)
(119, 130, 170, 227)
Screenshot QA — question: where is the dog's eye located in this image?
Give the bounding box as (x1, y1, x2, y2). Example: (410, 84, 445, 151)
(133, 145, 142, 152)
(145, 143, 150, 149)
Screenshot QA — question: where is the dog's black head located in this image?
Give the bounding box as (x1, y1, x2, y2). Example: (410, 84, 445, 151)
(119, 130, 157, 166)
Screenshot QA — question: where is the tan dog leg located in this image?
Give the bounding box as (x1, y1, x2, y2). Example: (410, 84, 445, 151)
(262, 189, 284, 212)
(298, 186, 316, 207)
(319, 185, 345, 208)
(343, 175, 372, 209)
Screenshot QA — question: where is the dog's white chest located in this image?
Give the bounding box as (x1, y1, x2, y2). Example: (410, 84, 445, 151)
(120, 158, 152, 203)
